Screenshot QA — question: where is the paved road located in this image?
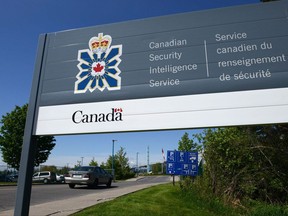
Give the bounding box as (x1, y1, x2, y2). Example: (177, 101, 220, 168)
(0, 176, 171, 216)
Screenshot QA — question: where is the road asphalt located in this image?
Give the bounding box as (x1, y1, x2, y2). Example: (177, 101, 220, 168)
(1, 176, 178, 216)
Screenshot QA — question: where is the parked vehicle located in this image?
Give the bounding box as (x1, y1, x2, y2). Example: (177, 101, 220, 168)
(65, 166, 113, 189)
(0, 174, 10, 182)
(7, 174, 18, 182)
(56, 174, 65, 183)
(32, 171, 56, 184)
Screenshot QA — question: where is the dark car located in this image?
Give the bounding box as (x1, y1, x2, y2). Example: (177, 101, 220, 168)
(7, 174, 18, 182)
(65, 166, 113, 189)
(0, 174, 10, 182)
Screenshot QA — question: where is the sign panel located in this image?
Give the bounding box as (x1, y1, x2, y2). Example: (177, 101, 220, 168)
(166, 151, 198, 176)
(34, 1, 288, 135)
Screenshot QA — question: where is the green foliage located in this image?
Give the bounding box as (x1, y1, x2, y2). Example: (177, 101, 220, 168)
(245, 201, 288, 216)
(0, 104, 56, 170)
(179, 176, 194, 192)
(178, 174, 288, 216)
(35, 136, 56, 167)
(38, 165, 69, 175)
(178, 132, 201, 151)
(99, 161, 106, 169)
(179, 179, 243, 216)
(198, 125, 288, 204)
(89, 158, 98, 166)
(105, 146, 134, 180)
(40, 165, 58, 173)
(58, 166, 70, 175)
(151, 162, 163, 174)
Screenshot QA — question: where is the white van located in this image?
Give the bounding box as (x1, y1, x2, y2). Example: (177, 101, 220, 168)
(32, 171, 56, 184)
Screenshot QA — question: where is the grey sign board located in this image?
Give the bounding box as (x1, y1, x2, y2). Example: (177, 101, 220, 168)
(34, 0, 288, 136)
(33, 0, 288, 136)
(37, 1, 288, 108)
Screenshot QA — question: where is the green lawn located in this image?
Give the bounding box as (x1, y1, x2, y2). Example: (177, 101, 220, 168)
(72, 183, 241, 216)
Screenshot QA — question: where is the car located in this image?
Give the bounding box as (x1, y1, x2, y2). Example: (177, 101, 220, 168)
(0, 174, 10, 182)
(32, 171, 56, 184)
(7, 174, 18, 182)
(65, 166, 113, 189)
(56, 174, 65, 183)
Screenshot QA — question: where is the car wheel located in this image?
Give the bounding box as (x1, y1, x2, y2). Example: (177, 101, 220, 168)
(43, 179, 48, 184)
(106, 179, 112, 188)
(68, 183, 75, 189)
(87, 184, 94, 188)
(93, 178, 99, 187)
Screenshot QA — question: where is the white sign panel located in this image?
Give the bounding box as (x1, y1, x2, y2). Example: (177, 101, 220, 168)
(36, 88, 288, 135)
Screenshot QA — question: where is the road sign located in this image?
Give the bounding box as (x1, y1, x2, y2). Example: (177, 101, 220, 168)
(166, 151, 198, 176)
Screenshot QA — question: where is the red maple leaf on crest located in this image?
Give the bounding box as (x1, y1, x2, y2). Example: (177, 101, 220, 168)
(93, 63, 104, 73)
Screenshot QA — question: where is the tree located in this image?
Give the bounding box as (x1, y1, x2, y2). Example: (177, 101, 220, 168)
(106, 146, 134, 180)
(40, 165, 58, 173)
(200, 127, 252, 200)
(89, 157, 98, 166)
(0, 104, 56, 170)
(246, 125, 288, 203)
(151, 162, 163, 174)
(199, 125, 288, 204)
(178, 132, 199, 151)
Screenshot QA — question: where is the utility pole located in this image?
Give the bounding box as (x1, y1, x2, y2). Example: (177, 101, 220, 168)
(136, 152, 139, 176)
(147, 146, 150, 174)
(112, 139, 117, 181)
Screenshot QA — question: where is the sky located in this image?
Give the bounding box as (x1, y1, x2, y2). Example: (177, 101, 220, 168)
(0, 0, 260, 169)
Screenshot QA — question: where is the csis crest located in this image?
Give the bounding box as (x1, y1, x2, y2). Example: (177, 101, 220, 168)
(75, 33, 122, 93)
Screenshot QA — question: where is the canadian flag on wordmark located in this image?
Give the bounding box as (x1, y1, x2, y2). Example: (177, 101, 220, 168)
(162, 148, 165, 161)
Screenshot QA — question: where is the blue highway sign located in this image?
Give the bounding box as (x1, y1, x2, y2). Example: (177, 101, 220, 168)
(166, 150, 198, 176)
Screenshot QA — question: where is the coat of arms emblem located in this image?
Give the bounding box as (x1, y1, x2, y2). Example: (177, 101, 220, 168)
(75, 33, 122, 93)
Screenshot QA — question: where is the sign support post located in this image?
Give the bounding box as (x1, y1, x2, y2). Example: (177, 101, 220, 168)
(14, 35, 47, 216)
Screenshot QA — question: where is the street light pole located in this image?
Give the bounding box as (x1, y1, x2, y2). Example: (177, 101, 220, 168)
(112, 139, 117, 181)
(136, 152, 139, 177)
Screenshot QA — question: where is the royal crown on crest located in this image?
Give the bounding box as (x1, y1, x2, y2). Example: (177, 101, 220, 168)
(89, 33, 112, 56)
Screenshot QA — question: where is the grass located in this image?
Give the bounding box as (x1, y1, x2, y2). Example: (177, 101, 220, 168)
(245, 200, 288, 216)
(0, 182, 17, 186)
(71, 183, 242, 216)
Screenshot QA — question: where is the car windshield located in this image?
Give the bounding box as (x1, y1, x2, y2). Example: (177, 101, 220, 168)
(73, 166, 94, 172)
